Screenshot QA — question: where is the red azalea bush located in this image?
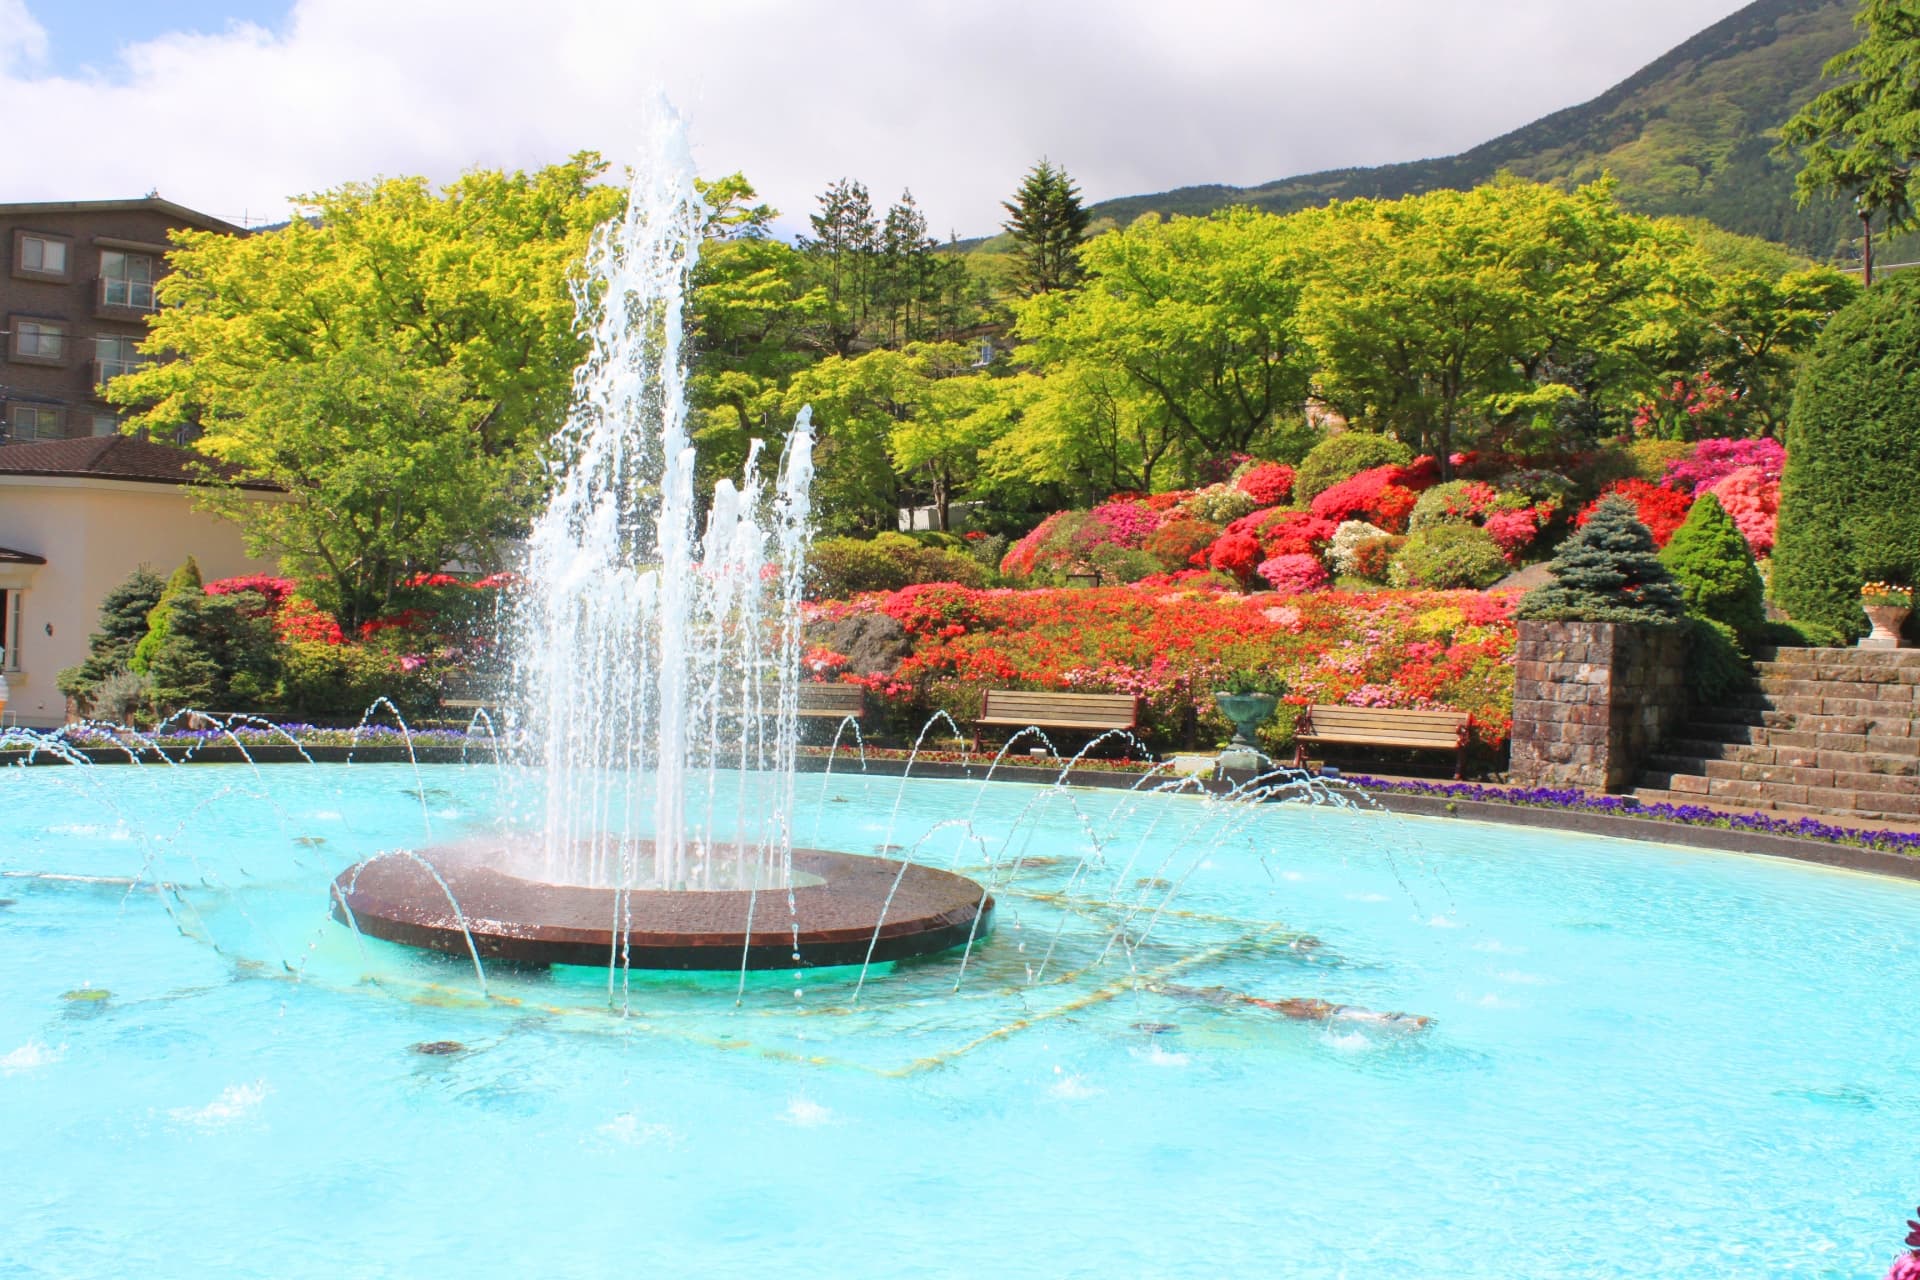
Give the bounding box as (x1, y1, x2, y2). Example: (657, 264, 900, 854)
(1482, 507, 1543, 559)
(1144, 517, 1222, 571)
(1206, 530, 1264, 584)
(815, 582, 1518, 752)
(1708, 465, 1780, 555)
(1576, 478, 1692, 547)
(206, 575, 298, 611)
(1234, 461, 1296, 506)
(1310, 465, 1419, 531)
(1256, 553, 1328, 595)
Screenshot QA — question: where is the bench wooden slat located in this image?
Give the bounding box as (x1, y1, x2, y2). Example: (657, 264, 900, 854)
(792, 683, 865, 718)
(1294, 703, 1471, 779)
(975, 689, 1141, 751)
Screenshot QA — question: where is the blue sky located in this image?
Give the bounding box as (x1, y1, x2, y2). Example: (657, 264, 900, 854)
(23, 1, 289, 76)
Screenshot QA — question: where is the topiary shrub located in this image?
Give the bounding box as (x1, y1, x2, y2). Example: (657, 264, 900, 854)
(1143, 517, 1222, 571)
(1295, 432, 1413, 501)
(1328, 520, 1391, 577)
(1408, 479, 1521, 531)
(1388, 523, 1509, 589)
(1349, 535, 1403, 582)
(1516, 495, 1686, 625)
(1772, 272, 1920, 640)
(129, 557, 202, 676)
(1659, 493, 1767, 645)
(807, 533, 987, 599)
(1684, 616, 1752, 703)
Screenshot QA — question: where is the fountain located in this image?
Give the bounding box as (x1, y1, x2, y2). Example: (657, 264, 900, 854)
(329, 107, 992, 971)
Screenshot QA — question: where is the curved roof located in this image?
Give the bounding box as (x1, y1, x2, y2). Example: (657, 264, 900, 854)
(0, 436, 278, 490)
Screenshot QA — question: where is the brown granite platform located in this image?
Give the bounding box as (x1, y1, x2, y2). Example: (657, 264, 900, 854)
(330, 842, 993, 970)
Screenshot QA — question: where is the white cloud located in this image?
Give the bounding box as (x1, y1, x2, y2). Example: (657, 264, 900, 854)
(1, 0, 1750, 235)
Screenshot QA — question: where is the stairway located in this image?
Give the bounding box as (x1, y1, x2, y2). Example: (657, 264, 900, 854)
(1633, 647, 1920, 823)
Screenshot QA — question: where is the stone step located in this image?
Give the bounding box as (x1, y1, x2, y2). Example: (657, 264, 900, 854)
(1757, 646, 1920, 671)
(1630, 786, 1920, 828)
(1754, 676, 1920, 705)
(1632, 772, 1920, 820)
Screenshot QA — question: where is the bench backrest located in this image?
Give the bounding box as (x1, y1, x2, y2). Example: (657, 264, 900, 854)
(794, 683, 866, 714)
(981, 689, 1139, 728)
(1300, 704, 1467, 745)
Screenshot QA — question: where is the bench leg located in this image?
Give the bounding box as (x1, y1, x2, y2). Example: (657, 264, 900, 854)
(1453, 742, 1465, 781)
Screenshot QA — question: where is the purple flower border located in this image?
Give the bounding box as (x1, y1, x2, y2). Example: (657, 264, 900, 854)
(1345, 774, 1920, 856)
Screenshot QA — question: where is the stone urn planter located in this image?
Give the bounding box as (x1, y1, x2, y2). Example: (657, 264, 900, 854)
(1862, 605, 1911, 649)
(1212, 691, 1279, 752)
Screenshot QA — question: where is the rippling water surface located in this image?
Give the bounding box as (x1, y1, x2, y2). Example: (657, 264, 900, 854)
(2, 762, 1915, 1278)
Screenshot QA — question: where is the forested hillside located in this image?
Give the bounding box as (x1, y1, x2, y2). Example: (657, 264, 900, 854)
(1085, 0, 1903, 262)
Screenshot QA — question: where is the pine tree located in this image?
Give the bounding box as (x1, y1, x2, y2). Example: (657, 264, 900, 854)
(1516, 496, 1686, 624)
(1002, 160, 1090, 296)
(1658, 492, 1767, 642)
(798, 179, 879, 355)
(55, 566, 166, 709)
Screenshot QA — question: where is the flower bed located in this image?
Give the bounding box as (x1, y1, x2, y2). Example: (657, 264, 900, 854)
(810, 581, 1519, 753)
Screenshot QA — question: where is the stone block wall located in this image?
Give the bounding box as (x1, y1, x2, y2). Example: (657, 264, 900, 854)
(1508, 620, 1690, 792)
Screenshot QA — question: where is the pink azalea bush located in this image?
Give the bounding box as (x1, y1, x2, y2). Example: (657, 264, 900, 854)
(1234, 461, 1296, 506)
(1482, 507, 1543, 559)
(1089, 499, 1159, 548)
(1256, 553, 1329, 595)
(1707, 464, 1781, 555)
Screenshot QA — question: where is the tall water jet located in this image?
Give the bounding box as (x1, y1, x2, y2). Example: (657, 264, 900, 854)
(512, 105, 815, 893)
(333, 106, 992, 972)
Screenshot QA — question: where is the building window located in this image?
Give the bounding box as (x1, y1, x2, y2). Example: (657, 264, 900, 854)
(93, 335, 145, 385)
(16, 233, 69, 279)
(9, 317, 67, 363)
(3, 403, 63, 442)
(101, 250, 156, 309)
(0, 588, 21, 672)
(92, 412, 119, 437)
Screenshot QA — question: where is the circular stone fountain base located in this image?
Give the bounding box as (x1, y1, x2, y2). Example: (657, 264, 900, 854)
(330, 842, 993, 970)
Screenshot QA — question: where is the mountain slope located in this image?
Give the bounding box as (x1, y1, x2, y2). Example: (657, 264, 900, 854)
(1088, 0, 1869, 259)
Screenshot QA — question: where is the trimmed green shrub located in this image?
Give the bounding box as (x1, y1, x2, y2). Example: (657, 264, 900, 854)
(804, 533, 987, 600)
(145, 589, 285, 716)
(129, 557, 202, 675)
(1516, 495, 1686, 625)
(1295, 432, 1413, 501)
(1758, 618, 1847, 649)
(1659, 493, 1767, 644)
(1583, 439, 1693, 491)
(281, 641, 437, 719)
(1387, 523, 1509, 589)
(57, 566, 166, 713)
(1773, 272, 1920, 640)
(1685, 617, 1752, 703)
(1408, 479, 1526, 532)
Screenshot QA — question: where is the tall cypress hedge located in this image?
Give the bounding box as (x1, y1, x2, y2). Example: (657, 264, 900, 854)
(1772, 272, 1920, 639)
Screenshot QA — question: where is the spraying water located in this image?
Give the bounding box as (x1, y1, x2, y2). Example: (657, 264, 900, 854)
(511, 104, 816, 892)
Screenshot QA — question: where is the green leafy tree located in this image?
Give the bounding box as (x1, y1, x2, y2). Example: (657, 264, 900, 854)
(130, 557, 202, 675)
(1011, 207, 1315, 484)
(798, 178, 880, 356)
(56, 566, 165, 711)
(1772, 271, 1920, 638)
(1777, 0, 1920, 277)
(1516, 496, 1686, 624)
(1002, 160, 1092, 296)
(110, 155, 623, 630)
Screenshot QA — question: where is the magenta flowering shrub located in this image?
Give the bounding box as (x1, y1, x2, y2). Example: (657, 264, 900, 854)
(1256, 553, 1329, 595)
(1482, 507, 1542, 559)
(1664, 437, 1786, 497)
(1089, 499, 1159, 549)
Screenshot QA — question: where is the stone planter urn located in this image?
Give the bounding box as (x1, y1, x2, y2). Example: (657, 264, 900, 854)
(1862, 605, 1911, 649)
(1213, 691, 1279, 752)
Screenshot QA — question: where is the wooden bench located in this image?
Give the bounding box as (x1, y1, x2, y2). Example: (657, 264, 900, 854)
(974, 689, 1141, 753)
(794, 682, 866, 720)
(1292, 705, 1471, 779)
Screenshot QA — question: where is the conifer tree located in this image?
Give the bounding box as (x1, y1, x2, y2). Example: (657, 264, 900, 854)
(1658, 492, 1767, 642)
(129, 557, 204, 675)
(1516, 496, 1686, 624)
(56, 566, 166, 708)
(1002, 160, 1091, 296)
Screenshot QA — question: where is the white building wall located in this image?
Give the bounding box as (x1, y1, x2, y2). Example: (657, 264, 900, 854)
(0, 477, 277, 728)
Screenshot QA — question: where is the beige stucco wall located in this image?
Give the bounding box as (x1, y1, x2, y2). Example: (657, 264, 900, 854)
(0, 476, 279, 728)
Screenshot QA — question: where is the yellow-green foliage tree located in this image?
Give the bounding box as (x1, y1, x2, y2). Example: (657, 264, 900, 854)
(110, 155, 623, 630)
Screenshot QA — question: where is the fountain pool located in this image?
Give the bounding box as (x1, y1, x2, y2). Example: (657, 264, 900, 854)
(3, 759, 1916, 1276)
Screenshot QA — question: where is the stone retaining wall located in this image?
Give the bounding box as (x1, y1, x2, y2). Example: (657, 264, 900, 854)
(1508, 620, 1689, 792)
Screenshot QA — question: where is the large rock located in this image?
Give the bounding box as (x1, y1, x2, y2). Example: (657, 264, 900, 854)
(808, 612, 911, 676)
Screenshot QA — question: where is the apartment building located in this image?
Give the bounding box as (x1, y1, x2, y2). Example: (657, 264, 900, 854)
(1, 196, 246, 444)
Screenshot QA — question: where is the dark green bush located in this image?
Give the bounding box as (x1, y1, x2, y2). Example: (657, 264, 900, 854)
(1659, 493, 1767, 645)
(1295, 432, 1413, 500)
(1773, 271, 1920, 640)
(1516, 495, 1686, 625)
(804, 533, 987, 600)
(1685, 617, 1752, 703)
(1758, 618, 1847, 649)
(129, 557, 202, 675)
(57, 566, 165, 713)
(281, 641, 438, 720)
(1388, 524, 1509, 589)
(146, 589, 284, 715)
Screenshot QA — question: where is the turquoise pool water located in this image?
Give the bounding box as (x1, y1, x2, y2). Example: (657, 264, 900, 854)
(2, 761, 1915, 1277)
